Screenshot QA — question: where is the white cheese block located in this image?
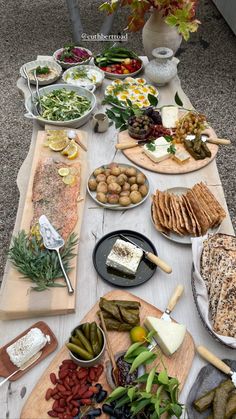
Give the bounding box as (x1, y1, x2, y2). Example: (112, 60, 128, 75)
(6, 328, 50, 368)
(161, 106, 179, 128)
(106, 238, 143, 275)
(172, 148, 190, 164)
(145, 316, 186, 356)
(143, 137, 170, 163)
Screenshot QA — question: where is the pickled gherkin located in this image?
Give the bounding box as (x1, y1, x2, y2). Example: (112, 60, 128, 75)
(225, 390, 236, 419)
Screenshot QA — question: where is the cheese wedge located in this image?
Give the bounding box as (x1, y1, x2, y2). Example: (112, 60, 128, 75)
(161, 106, 179, 128)
(143, 137, 170, 163)
(172, 148, 190, 164)
(145, 316, 186, 356)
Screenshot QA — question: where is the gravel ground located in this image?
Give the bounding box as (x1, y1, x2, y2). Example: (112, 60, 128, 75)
(0, 0, 235, 278)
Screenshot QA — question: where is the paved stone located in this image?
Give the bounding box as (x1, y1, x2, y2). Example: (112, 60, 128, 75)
(0, 0, 235, 278)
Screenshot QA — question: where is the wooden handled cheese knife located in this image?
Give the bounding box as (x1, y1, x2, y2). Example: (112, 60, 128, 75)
(197, 346, 236, 387)
(119, 234, 172, 274)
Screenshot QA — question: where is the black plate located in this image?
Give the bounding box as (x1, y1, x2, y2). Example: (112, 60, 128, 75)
(186, 359, 236, 418)
(92, 230, 157, 287)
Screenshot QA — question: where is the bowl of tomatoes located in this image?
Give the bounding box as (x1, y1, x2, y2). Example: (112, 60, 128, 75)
(94, 47, 143, 79)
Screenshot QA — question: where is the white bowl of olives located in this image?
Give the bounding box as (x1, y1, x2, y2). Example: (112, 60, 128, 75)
(87, 163, 149, 210)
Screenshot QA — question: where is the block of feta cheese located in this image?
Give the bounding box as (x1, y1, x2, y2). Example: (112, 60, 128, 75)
(145, 316, 186, 356)
(106, 238, 143, 275)
(6, 328, 50, 368)
(161, 106, 179, 128)
(143, 137, 170, 163)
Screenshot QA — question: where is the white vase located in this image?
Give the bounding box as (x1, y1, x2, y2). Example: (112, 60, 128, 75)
(145, 47, 178, 86)
(142, 10, 182, 59)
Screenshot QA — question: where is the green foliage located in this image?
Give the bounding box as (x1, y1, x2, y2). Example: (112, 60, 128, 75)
(8, 230, 78, 291)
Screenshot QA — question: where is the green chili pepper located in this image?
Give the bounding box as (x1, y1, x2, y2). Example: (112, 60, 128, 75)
(129, 351, 155, 374)
(146, 366, 156, 393)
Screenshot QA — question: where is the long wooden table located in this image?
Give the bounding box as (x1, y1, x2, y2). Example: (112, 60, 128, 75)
(0, 57, 234, 418)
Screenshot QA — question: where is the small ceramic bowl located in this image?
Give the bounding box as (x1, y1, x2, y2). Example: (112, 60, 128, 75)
(94, 59, 143, 80)
(63, 65, 104, 89)
(68, 323, 106, 367)
(20, 59, 62, 86)
(53, 47, 92, 69)
(106, 350, 145, 389)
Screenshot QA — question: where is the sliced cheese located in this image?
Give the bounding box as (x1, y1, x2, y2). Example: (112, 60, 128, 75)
(161, 106, 179, 128)
(172, 148, 190, 164)
(143, 137, 170, 163)
(145, 316, 186, 356)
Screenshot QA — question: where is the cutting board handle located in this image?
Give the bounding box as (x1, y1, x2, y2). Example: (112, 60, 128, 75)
(207, 138, 231, 145)
(146, 252, 172, 274)
(116, 141, 138, 150)
(197, 345, 231, 375)
(166, 285, 184, 313)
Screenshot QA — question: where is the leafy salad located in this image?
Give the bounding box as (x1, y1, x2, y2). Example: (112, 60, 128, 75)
(37, 88, 92, 121)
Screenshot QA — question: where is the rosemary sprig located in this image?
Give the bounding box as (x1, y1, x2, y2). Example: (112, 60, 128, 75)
(8, 230, 78, 291)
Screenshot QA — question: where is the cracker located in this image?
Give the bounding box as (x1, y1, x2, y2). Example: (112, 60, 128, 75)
(178, 196, 193, 234)
(182, 195, 198, 236)
(169, 194, 185, 235)
(198, 182, 226, 225)
(186, 190, 210, 235)
(152, 195, 169, 234)
(213, 274, 236, 337)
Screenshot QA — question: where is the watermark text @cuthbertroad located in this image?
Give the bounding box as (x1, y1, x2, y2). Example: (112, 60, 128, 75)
(81, 33, 128, 42)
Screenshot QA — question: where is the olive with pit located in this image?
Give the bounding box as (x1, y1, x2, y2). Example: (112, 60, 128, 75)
(128, 176, 137, 185)
(116, 174, 127, 186)
(88, 178, 97, 191)
(131, 184, 139, 191)
(93, 168, 104, 177)
(122, 182, 131, 191)
(97, 182, 108, 194)
(119, 196, 131, 206)
(136, 173, 146, 185)
(108, 182, 121, 193)
(126, 167, 137, 177)
(96, 192, 107, 204)
(110, 166, 121, 176)
(96, 173, 106, 183)
(107, 194, 119, 204)
(139, 184, 148, 197)
(130, 191, 142, 204)
(107, 175, 117, 184)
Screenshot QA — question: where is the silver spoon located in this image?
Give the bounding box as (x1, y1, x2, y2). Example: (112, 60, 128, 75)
(39, 215, 74, 294)
(0, 351, 42, 387)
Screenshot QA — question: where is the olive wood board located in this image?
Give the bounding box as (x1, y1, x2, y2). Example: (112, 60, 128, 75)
(0, 321, 58, 381)
(20, 290, 195, 419)
(117, 129, 218, 174)
(186, 359, 236, 418)
(0, 128, 87, 319)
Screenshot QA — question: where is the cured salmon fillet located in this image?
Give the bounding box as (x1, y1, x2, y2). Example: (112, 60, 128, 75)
(31, 157, 80, 240)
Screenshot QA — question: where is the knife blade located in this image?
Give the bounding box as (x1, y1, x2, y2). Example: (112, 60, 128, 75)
(160, 284, 184, 322)
(197, 346, 236, 387)
(119, 234, 172, 274)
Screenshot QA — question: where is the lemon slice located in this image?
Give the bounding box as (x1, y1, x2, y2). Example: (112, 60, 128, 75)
(61, 140, 78, 160)
(62, 174, 76, 186)
(49, 138, 69, 151)
(58, 167, 70, 177)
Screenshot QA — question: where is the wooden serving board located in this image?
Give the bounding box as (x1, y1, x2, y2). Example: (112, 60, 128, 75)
(0, 321, 58, 381)
(0, 129, 87, 320)
(118, 130, 218, 174)
(21, 290, 195, 419)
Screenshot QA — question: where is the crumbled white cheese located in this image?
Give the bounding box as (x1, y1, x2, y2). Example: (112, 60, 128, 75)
(6, 328, 50, 368)
(106, 239, 143, 275)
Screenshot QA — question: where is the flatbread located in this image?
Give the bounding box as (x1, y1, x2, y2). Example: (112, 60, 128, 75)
(213, 274, 236, 337)
(198, 182, 226, 224)
(152, 197, 169, 234)
(186, 190, 209, 235)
